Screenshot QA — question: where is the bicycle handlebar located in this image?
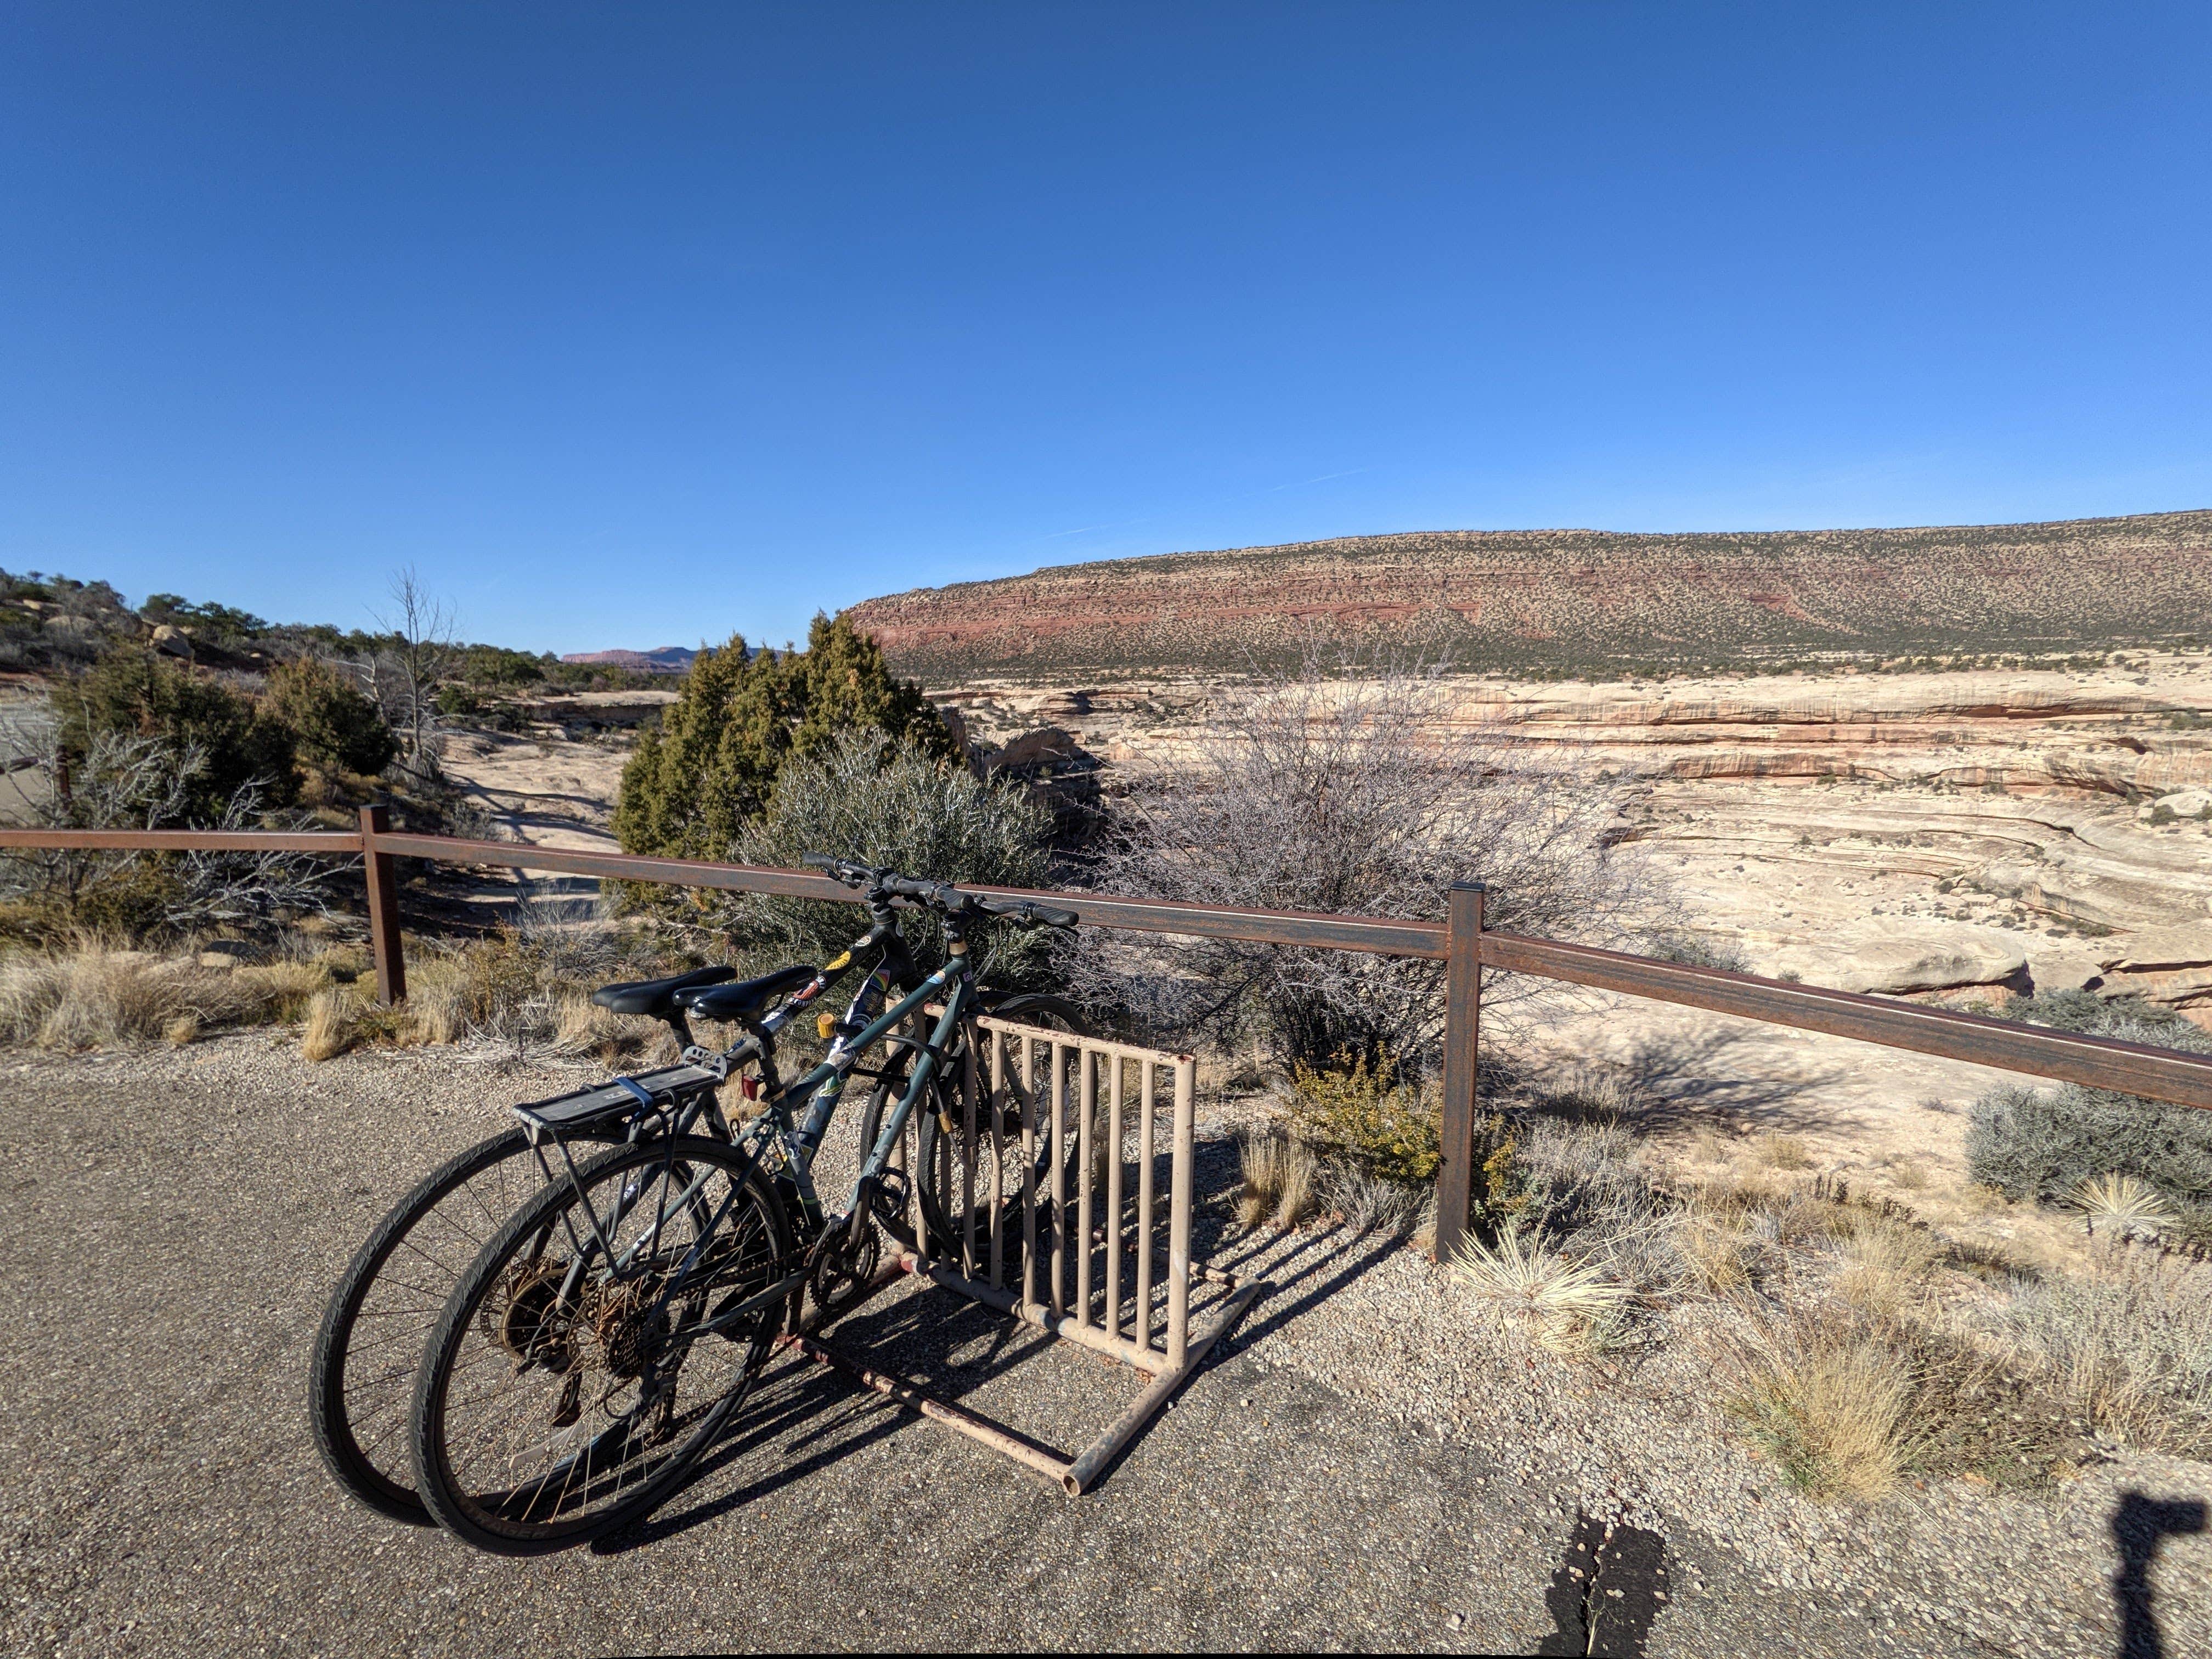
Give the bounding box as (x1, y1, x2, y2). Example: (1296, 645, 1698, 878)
(800, 853, 1077, 929)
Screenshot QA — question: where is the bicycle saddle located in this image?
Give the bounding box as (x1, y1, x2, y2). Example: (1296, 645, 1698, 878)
(673, 963, 817, 1024)
(590, 964, 737, 1019)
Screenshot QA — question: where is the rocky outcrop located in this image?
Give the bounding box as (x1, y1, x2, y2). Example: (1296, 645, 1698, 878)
(1763, 920, 2029, 995)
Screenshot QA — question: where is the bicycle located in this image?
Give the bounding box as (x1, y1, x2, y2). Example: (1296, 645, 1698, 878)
(307, 958, 838, 1524)
(405, 858, 1083, 1553)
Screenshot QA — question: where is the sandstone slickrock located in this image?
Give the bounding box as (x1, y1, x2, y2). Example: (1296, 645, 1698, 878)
(1762, 920, 2028, 995)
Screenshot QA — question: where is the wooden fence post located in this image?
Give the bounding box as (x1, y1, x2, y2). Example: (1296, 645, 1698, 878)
(359, 803, 407, 1006)
(1433, 881, 1486, 1263)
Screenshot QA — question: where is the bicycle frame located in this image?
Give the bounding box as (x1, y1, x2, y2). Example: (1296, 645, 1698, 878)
(529, 919, 981, 1352)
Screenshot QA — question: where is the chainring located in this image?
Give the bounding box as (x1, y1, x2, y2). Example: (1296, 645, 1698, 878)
(807, 1216, 882, 1319)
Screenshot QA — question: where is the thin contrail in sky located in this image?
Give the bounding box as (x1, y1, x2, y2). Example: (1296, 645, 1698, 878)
(1267, 467, 1369, 492)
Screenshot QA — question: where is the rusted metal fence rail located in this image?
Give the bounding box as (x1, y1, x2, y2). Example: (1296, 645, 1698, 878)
(4, 808, 2211, 1263)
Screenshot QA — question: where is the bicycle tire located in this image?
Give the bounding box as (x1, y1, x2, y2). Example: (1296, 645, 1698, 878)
(310, 1125, 616, 1524)
(410, 1135, 789, 1554)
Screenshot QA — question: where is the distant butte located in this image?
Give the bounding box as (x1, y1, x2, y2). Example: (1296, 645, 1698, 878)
(558, 646, 697, 674)
(842, 509, 2212, 684)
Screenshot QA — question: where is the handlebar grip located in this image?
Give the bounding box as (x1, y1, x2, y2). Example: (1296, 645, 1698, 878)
(972, 893, 1080, 928)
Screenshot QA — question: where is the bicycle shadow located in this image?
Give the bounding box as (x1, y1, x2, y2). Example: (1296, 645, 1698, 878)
(601, 1137, 1422, 1550)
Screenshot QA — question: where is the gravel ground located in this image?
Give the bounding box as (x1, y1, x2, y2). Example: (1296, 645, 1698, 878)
(2, 1034, 2207, 1657)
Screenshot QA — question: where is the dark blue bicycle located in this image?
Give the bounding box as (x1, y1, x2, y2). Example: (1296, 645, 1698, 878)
(404, 857, 1085, 1553)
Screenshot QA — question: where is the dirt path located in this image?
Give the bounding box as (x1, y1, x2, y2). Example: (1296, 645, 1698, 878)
(1, 1039, 2200, 1656)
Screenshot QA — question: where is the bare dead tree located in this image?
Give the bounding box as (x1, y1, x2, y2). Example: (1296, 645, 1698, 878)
(1071, 657, 1636, 1073)
(370, 567, 458, 774)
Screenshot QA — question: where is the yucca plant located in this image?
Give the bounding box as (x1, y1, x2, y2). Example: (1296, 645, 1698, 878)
(1452, 1224, 1633, 1355)
(2071, 1172, 2180, 1240)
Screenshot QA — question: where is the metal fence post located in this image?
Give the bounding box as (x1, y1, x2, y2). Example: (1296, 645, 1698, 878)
(1434, 881, 1486, 1263)
(359, 803, 407, 1006)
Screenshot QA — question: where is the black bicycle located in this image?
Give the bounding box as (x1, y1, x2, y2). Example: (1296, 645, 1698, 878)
(404, 859, 1085, 1553)
(307, 960, 833, 1525)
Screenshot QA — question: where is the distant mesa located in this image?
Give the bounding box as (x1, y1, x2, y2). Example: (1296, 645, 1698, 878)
(558, 646, 697, 675)
(843, 509, 2212, 684)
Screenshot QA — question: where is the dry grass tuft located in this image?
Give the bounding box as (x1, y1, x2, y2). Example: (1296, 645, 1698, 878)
(1237, 1127, 1318, 1230)
(1722, 1316, 1923, 1502)
(0, 941, 339, 1050)
(1998, 1239, 2212, 1457)
(1751, 1132, 1814, 1171)
(300, 990, 352, 1063)
(1834, 1221, 1942, 1321)
(1674, 1209, 1760, 1292)
(1877, 1153, 1929, 1192)
(1453, 1225, 1634, 1355)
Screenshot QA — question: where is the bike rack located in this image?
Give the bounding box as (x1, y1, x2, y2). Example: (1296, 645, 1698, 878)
(785, 1015, 1266, 1494)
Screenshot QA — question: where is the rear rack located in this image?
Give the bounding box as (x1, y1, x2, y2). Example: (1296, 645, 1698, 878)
(511, 1063, 720, 1142)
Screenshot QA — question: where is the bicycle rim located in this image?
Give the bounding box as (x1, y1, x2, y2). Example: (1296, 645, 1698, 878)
(310, 1126, 585, 1523)
(411, 1135, 787, 1553)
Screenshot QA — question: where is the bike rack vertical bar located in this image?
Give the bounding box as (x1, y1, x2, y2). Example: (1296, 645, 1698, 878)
(1105, 1052, 1125, 1339)
(1167, 1055, 1195, 1370)
(962, 1036, 979, 1277)
(1076, 1047, 1096, 1329)
(1049, 1039, 1068, 1316)
(359, 803, 407, 1006)
(989, 1027, 1006, 1290)
(1136, 1059, 1156, 1356)
(1020, 1034, 1038, 1312)
(1435, 881, 1487, 1265)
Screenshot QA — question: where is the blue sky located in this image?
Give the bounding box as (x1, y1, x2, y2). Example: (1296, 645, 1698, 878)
(3, 4, 2207, 654)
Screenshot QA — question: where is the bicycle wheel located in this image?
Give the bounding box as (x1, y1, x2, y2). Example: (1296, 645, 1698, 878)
(859, 994, 1091, 1269)
(311, 1127, 604, 1524)
(411, 1135, 789, 1554)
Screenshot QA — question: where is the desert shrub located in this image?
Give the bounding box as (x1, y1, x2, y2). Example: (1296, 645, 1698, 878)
(1281, 1052, 1440, 1186)
(264, 657, 396, 776)
(718, 726, 1053, 984)
(51, 646, 297, 816)
(1967, 1082, 2212, 1215)
(1999, 988, 2200, 1041)
(1074, 658, 1632, 1070)
(1646, 930, 1749, 973)
(1999, 1241, 2212, 1458)
(614, 613, 957, 863)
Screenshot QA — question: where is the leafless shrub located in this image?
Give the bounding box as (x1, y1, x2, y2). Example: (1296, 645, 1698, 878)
(1072, 658, 1633, 1071)
(364, 566, 458, 770)
(0, 713, 340, 939)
